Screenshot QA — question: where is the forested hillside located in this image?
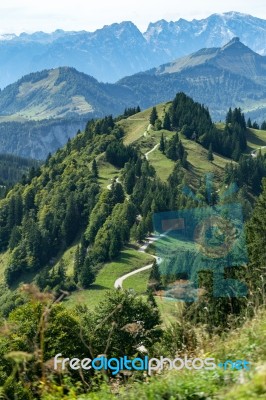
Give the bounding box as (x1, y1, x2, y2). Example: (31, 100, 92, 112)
(0, 93, 265, 399)
(0, 153, 38, 184)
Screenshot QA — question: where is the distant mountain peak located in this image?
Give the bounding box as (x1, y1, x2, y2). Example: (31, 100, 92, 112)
(0, 11, 266, 88)
(221, 36, 256, 54)
(228, 36, 240, 43)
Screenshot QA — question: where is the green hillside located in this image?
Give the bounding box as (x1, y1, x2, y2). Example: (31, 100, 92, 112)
(0, 67, 134, 121)
(1, 95, 265, 313)
(0, 93, 265, 399)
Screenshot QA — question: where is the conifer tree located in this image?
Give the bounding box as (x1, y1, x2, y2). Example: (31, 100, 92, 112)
(91, 159, 98, 178)
(149, 107, 158, 125)
(74, 245, 80, 284)
(159, 133, 165, 154)
(149, 260, 162, 291)
(79, 258, 96, 288)
(163, 112, 171, 130)
(207, 143, 214, 162)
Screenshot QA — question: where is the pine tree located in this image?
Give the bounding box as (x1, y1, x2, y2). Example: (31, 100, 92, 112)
(136, 220, 146, 242)
(147, 290, 157, 308)
(57, 259, 66, 285)
(149, 260, 162, 291)
(109, 230, 122, 260)
(247, 117, 252, 128)
(111, 182, 125, 205)
(149, 107, 158, 125)
(79, 258, 96, 288)
(124, 167, 135, 194)
(91, 159, 98, 178)
(163, 112, 171, 130)
(226, 107, 232, 124)
(74, 245, 81, 284)
(261, 120, 266, 130)
(207, 143, 214, 162)
(232, 142, 241, 161)
(159, 133, 165, 154)
(62, 194, 79, 246)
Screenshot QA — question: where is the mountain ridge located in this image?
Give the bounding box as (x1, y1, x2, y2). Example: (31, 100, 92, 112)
(0, 11, 266, 87)
(1, 38, 266, 158)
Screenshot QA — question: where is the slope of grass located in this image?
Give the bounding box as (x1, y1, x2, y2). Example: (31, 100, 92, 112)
(97, 155, 120, 188)
(119, 103, 168, 145)
(147, 147, 175, 181)
(120, 110, 232, 183)
(246, 128, 266, 151)
(0, 251, 9, 283)
(65, 248, 153, 309)
(216, 123, 266, 153)
(123, 269, 150, 294)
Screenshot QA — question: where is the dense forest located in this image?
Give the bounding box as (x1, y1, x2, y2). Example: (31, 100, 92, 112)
(0, 93, 265, 399)
(0, 153, 39, 194)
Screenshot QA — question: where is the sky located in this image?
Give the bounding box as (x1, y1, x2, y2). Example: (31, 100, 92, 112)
(0, 0, 266, 35)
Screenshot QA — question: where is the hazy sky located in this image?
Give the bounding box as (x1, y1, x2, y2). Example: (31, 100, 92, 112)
(0, 0, 266, 34)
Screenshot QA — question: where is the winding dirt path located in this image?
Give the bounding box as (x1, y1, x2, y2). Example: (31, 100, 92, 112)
(105, 124, 165, 290)
(251, 146, 266, 157)
(114, 233, 167, 289)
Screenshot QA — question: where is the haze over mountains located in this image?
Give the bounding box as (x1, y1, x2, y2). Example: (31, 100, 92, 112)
(1, 37, 266, 159)
(120, 37, 266, 121)
(0, 67, 136, 159)
(1, 37, 266, 122)
(0, 11, 266, 88)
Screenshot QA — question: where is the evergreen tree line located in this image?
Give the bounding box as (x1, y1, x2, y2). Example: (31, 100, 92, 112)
(159, 132, 188, 167)
(123, 106, 141, 118)
(224, 152, 266, 195)
(153, 93, 249, 161)
(247, 117, 266, 130)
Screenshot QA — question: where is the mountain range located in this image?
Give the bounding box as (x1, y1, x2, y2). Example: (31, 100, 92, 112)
(1, 37, 266, 159)
(0, 11, 266, 88)
(119, 37, 266, 121)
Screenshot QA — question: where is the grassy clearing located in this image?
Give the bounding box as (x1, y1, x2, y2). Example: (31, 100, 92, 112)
(123, 269, 150, 294)
(97, 156, 120, 188)
(65, 248, 153, 309)
(246, 128, 266, 151)
(119, 103, 167, 145)
(121, 110, 231, 184)
(0, 251, 9, 283)
(216, 123, 266, 153)
(180, 134, 231, 183)
(156, 296, 184, 326)
(54, 242, 78, 276)
(146, 235, 195, 256)
(148, 148, 175, 181)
